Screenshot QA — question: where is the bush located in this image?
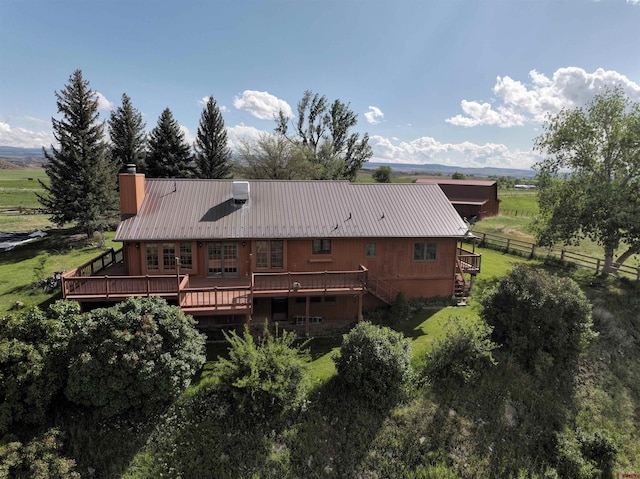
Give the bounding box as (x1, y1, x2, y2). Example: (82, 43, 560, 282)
(422, 318, 497, 389)
(0, 428, 81, 479)
(332, 321, 411, 404)
(65, 297, 206, 418)
(390, 291, 410, 321)
(0, 301, 81, 434)
(212, 322, 310, 424)
(480, 265, 595, 373)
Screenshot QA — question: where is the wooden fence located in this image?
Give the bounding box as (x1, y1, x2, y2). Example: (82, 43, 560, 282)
(473, 230, 640, 280)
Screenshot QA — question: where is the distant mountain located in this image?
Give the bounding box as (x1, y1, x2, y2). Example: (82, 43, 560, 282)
(364, 162, 536, 179)
(0, 146, 47, 168)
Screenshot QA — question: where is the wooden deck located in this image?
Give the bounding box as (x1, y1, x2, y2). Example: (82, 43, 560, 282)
(62, 251, 367, 315)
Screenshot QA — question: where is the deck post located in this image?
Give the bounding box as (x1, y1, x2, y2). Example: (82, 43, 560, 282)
(305, 296, 310, 337)
(357, 293, 363, 323)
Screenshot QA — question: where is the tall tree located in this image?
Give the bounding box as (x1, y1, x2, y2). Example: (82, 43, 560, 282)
(108, 93, 147, 172)
(38, 70, 119, 237)
(275, 90, 373, 181)
(146, 108, 193, 178)
(234, 133, 317, 180)
(534, 87, 640, 273)
(194, 96, 232, 178)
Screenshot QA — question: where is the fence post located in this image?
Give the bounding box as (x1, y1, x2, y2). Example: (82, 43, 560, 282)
(596, 258, 600, 274)
(530, 244, 536, 260)
(561, 250, 565, 261)
(506, 239, 511, 253)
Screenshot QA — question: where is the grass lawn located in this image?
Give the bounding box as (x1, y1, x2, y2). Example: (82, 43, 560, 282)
(0, 230, 118, 312)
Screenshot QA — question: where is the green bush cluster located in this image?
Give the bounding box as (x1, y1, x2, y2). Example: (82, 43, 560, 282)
(0, 429, 81, 479)
(481, 264, 595, 373)
(65, 296, 206, 418)
(422, 318, 497, 389)
(0, 301, 81, 434)
(211, 322, 310, 424)
(332, 321, 411, 405)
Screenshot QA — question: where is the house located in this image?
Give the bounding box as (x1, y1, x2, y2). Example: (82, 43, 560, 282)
(415, 178, 500, 220)
(61, 166, 481, 334)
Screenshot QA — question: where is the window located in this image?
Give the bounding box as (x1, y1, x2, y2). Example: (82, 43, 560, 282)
(145, 244, 159, 271)
(179, 243, 193, 270)
(162, 243, 176, 271)
(413, 242, 437, 261)
(312, 239, 331, 254)
(255, 240, 284, 269)
(364, 242, 376, 257)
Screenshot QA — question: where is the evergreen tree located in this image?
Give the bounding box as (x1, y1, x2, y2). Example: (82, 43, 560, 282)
(194, 96, 232, 178)
(38, 70, 119, 237)
(146, 108, 193, 178)
(108, 93, 147, 172)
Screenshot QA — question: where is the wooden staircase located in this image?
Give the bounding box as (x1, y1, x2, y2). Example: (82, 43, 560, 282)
(366, 272, 398, 305)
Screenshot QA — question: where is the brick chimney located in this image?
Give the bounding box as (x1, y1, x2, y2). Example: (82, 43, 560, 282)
(118, 164, 145, 219)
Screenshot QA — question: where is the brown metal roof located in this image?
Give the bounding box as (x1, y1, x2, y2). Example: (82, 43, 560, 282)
(416, 178, 497, 187)
(114, 179, 470, 242)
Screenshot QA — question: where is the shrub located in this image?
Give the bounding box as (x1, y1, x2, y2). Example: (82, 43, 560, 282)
(0, 301, 81, 434)
(65, 297, 206, 418)
(480, 265, 595, 373)
(332, 321, 411, 404)
(390, 291, 410, 321)
(0, 428, 81, 479)
(422, 318, 497, 389)
(212, 322, 309, 424)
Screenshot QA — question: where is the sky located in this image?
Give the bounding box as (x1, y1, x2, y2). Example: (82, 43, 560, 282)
(1, 0, 640, 171)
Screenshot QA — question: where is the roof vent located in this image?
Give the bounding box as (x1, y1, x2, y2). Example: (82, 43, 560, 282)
(232, 181, 250, 204)
(126, 163, 136, 174)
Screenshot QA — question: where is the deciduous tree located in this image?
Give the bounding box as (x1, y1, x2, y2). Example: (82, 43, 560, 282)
(534, 87, 640, 273)
(108, 93, 147, 172)
(234, 133, 317, 180)
(194, 96, 232, 178)
(275, 90, 373, 181)
(372, 165, 392, 183)
(38, 70, 120, 237)
(146, 108, 193, 178)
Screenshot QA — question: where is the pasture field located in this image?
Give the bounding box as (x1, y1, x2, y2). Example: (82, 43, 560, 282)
(0, 168, 52, 231)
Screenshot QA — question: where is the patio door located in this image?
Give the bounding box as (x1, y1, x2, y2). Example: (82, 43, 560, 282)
(207, 242, 238, 277)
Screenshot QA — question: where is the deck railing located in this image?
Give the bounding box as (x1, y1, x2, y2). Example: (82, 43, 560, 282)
(67, 248, 124, 277)
(62, 274, 183, 300)
(253, 269, 367, 293)
(457, 248, 481, 274)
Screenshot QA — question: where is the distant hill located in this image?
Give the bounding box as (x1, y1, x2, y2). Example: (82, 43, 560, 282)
(0, 146, 47, 168)
(0, 159, 26, 169)
(364, 162, 536, 179)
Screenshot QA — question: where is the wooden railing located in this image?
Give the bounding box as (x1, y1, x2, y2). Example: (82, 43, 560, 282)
(253, 269, 367, 293)
(365, 271, 398, 305)
(457, 248, 481, 273)
(67, 248, 124, 277)
(62, 274, 183, 300)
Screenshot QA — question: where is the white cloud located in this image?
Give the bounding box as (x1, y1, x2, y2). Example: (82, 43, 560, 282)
(447, 67, 640, 127)
(226, 124, 265, 149)
(369, 134, 540, 170)
(364, 106, 384, 125)
(233, 90, 292, 120)
(179, 125, 195, 146)
(0, 120, 55, 148)
(95, 92, 113, 111)
(198, 96, 229, 112)
(627, 0, 640, 5)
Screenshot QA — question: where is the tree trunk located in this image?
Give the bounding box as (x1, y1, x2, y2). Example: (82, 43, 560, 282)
(615, 246, 640, 269)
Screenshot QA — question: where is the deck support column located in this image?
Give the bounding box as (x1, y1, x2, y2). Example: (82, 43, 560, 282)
(305, 296, 310, 337)
(357, 293, 363, 323)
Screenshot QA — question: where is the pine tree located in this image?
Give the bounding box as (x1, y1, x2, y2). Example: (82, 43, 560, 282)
(109, 93, 147, 172)
(146, 108, 193, 178)
(194, 96, 232, 178)
(38, 70, 119, 237)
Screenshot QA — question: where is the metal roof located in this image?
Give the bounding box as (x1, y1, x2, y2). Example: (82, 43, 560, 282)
(416, 178, 497, 187)
(114, 179, 470, 242)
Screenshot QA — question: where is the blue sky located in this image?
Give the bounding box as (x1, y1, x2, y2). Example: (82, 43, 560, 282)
(1, 0, 639, 170)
